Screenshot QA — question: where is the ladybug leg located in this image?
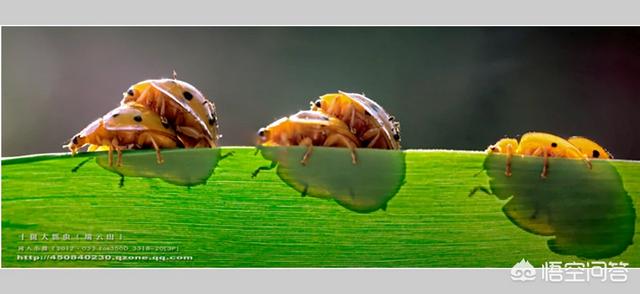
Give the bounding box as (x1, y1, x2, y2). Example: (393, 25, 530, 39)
(195, 140, 208, 148)
(505, 143, 514, 177)
(531, 147, 548, 179)
(585, 158, 592, 169)
(159, 97, 169, 126)
(361, 127, 375, 139)
(188, 138, 210, 148)
(581, 155, 592, 170)
(349, 106, 356, 132)
(541, 150, 549, 179)
(148, 135, 164, 164)
(369, 131, 381, 148)
(323, 133, 358, 165)
(111, 137, 123, 167)
(176, 125, 204, 139)
(137, 132, 164, 164)
(176, 134, 191, 148)
(116, 146, 123, 167)
(342, 103, 357, 134)
(206, 137, 215, 147)
(107, 144, 114, 167)
(205, 137, 216, 148)
(176, 125, 214, 147)
(299, 137, 314, 166)
(361, 128, 382, 148)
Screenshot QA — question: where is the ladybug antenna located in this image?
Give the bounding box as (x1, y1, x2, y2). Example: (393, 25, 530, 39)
(172, 70, 178, 80)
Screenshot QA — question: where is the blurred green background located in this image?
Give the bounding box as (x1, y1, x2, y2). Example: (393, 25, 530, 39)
(2, 27, 639, 159)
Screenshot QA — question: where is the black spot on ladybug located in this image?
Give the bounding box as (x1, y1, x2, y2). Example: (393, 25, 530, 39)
(592, 150, 600, 158)
(314, 100, 322, 108)
(183, 91, 193, 100)
(551, 142, 558, 148)
(133, 115, 143, 122)
(72, 135, 79, 144)
(393, 133, 400, 141)
(127, 89, 134, 96)
(112, 113, 119, 118)
(208, 116, 216, 125)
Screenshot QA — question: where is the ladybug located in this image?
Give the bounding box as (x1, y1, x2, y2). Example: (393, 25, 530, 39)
(257, 110, 360, 165)
(567, 136, 613, 159)
(65, 102, 178, 166)
(310, 91, 400, 149)
(121, 74, 219, 148)
(487, 132, 591, 178)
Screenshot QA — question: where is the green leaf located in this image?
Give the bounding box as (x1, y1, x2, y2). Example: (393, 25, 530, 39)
(475, 154, 636, 259)
(2, 147, 639, 267)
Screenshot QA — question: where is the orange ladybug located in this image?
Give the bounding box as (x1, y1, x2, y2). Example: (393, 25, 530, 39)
(487, 132, 591, 178)
(311, 91, 400, 149)
(65, 102, 178, 166)
(121, 73, 219, 148)
(257, 110, 360, 165)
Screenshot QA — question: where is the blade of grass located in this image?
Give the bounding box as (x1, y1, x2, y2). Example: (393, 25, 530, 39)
(2, 147, 639, 267)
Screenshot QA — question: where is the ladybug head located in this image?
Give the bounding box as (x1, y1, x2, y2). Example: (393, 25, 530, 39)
(257, 128, 271, 143)
(64, 134, 84, 155)
(310, 99, 322, 110)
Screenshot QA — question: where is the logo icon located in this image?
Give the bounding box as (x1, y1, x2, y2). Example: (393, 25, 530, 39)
(511, 258, 536, 281)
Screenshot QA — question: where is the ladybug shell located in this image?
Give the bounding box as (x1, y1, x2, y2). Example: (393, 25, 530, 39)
(67, 103, 176, 153)
(102, 103, 175, 136)
(151, 79, 219, 138)
(340, 91, 400, 149)
(267, 110, 350, 131)
(260, 110, 359, 147)
(122, 79, 219, 144)
(567, 136, 613, 159)
(517, 132, 584, 159)
(316, 91, 400, 149)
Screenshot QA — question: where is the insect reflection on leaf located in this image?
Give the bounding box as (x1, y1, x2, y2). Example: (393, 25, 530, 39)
(254, 146, 406, 213)
(470, 154, 636, 259)
(94, 148, 225, 186)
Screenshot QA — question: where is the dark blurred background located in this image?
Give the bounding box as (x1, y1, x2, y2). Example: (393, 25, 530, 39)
(2, 27, 639, 159)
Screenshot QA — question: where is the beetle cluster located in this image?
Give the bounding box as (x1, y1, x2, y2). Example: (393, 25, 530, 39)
(65, 74, 220, 166)
(257, 91, 401, 165)
(486, 132, 612, 178)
